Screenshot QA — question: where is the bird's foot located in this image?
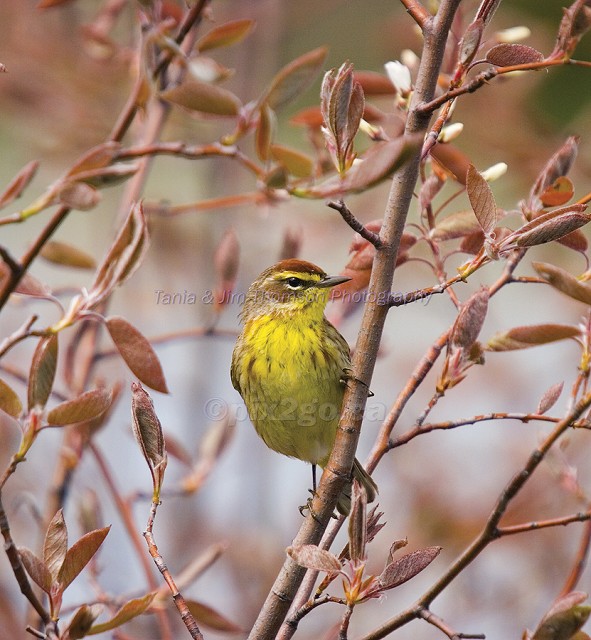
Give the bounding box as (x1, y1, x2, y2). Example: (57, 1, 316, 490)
(340, 368, 374, 397)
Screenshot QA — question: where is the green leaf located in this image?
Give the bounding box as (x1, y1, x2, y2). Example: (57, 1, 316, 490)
(161, 79, 242, 116)
(64, 604, 103, 640)
(88, 593, 156, 635)
(106, 317, 168, 393)
(40, 241, 96, 269)
(28, 334, 58, 410)
(533, 262, 591, 305)
(0, 378, 23, 418)
(59, 526, 111, 590)
(47, 389, 113, 426)
(270, 144, 313, 178)
(263, 47, 328, 110)
(185, 600, 243, 633)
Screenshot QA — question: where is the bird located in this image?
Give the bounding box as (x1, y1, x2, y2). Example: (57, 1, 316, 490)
(230, 258, 377, 514)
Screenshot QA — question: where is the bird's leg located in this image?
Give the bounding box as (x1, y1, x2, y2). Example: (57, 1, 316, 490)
(340, 368, 374, 397)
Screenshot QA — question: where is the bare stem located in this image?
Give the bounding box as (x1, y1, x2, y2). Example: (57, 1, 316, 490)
(327, 200, 383, 248)
(144, 500, 204, 640)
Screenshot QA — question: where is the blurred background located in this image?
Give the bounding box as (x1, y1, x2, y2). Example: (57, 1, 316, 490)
(1, 0, 591, 638)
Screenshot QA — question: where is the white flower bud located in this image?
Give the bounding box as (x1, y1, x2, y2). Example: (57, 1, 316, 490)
(400, 49, 420, 72)
(495, 26, 531, 44)
(481, 162, 508, 182)
(438, 122, 464, 143)
(384, 61, 412, 95)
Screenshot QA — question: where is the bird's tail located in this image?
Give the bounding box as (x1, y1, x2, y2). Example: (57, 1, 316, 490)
(337, 458, 378, 515)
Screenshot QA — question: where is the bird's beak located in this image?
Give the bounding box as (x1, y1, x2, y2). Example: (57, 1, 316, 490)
(317, 274, 351, 288)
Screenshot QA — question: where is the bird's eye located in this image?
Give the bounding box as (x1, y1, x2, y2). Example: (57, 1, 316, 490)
(285, 277, 305, 289)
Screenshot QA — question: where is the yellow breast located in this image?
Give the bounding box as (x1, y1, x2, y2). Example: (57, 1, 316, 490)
(232, 313, 350, 465)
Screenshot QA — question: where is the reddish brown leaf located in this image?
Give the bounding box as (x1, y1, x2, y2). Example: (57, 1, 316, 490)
(321, 62, 365, 174)
(47, 389, 113, 426)
(0, 378, 23, 418)
(537, 381, 564, 414)
(540, 176, 574, 207)
(487, 324, 580, 351)
(0, 160, 39, 209)
(71, 163, 139, 189)
(107, 317, 168, 393)
(431, 210, 481, 241)
(270, 144, 314, 178)
(40, 241, 96, 269)
(512, 204, 590, 247)
(533, 261, 591, 305)
(18, 547, 52, 593)
(558, 229, 588, 253)
(342, 136, 419, 193)
(430, 143, 471, 184)
(28, 334, 58, 410)
(65, 142, 121, 179)
(466, 164, 499, 235)
(59, 526, 111, 589)
(452, 288, 490, 351)
(486, 43, 544, 66)
(131, 382, 167, 491)
(196, 19, 255, 52)
(15, 272, 52, 298)
(88, 593, 156, 635)
(213, 228, 240, 309)
(459, 19, 484, 66)
(459, 230, 485, 254)
(185, 600, 242, 634)
(354, 70, 397, 95)
(161, 79, 241, 116)
(529, 136, 579, 207)
(263, 47, 328, 110)
(89, 202, 149, 308)
(378, 546, 441, 591)
(287, 544, 342, 573)
(255, 103, 275, 161)
(44, 510, 68, 582)
(37, 0, 75, 7)
(58, 181, 101, 211)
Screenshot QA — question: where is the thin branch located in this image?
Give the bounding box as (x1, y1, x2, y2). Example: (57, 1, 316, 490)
(497, 512, 591, 537)
(326, 200, 383, 248)
(399, 0, 432, 28)
(144, 501, 204, 640)
(0, 493, 50, 624)
(558, 518, 591, 597)
(90, 443, 174, 640)
(388, 275, 464, 306)
(390, 412, 566, 448)
(360, 390, 591, 640)
(418, 607, 485, 639)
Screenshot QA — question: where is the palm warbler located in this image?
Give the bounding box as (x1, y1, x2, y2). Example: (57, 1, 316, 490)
(230, 259, 377, 514)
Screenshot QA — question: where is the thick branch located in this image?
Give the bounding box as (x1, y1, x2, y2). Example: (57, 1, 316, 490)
(247, 2, 463, 639)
